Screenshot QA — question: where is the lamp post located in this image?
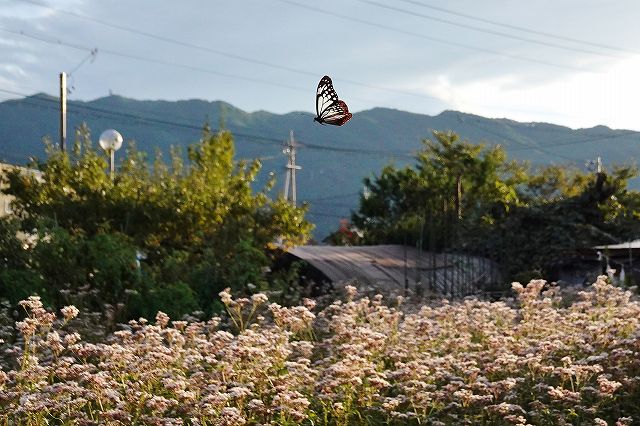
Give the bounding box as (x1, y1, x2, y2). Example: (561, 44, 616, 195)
(98, 129, 123, 179)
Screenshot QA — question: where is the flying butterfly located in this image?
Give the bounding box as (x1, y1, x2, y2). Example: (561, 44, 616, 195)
(314, 75, 352, 126)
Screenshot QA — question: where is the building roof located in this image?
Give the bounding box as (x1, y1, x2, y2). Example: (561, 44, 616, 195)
(1, 163, 42, 217)
(287, 244, 498, 296)
(593, 240, 640, 250)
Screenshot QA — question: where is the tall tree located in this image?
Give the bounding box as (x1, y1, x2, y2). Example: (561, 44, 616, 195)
(1, 125, 312, 317)
(353, 131, 525, 249)
(348, 131, 640, 283)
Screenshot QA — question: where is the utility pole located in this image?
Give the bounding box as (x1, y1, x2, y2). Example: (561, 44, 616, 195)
(587, 156, 603, 174)
(59, 72, 67, 151)
(283, 130, 301, 206)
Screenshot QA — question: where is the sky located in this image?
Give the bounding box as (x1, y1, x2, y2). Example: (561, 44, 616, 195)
(1, 0, 640, 130)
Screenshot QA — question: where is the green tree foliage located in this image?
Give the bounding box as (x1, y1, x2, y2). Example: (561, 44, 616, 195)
(353, 131, 527, 249)
(0, 124, 312, 318)
(350, 131, 640, 282)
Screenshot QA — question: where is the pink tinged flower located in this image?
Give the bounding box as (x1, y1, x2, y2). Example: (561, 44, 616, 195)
(597, 375, 622, 395)
(251, 293, 268, 305)
(64, 332, 81, 345)
(61, 305, 79, 321)
(302, 298, 317, 310)
(15, 318, 38, 337)
(511, 282, 524, 292)
(345, 285, 357, 299)
(145, 395, 174, 413)
(19, 296, 43, 311)
(247, 399, 265, 411)
(155, 311, 170, 328)
(220, 407, 246, 425)
(219, 288, 233, 305)
(46, 331, 64, 353)
(228, 386, 252, 399)
(172, 321, 188, 331)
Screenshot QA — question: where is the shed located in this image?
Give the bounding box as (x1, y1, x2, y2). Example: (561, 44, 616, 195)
(287, 244, 499, 297)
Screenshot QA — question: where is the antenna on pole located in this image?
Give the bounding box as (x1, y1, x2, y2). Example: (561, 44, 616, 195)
(586, 156, 603, 174)
(283, 130, 301, 206)
(60, 72, 67, 151)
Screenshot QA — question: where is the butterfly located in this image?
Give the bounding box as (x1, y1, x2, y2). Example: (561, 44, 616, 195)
(314, 75, 352, 126)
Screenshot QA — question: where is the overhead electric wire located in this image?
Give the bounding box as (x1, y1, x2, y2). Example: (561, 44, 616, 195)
(358, 0, 619, 58)
(3, 87, 637, 163)
(0, 27, 311, 95)
(278, 0, 588, 72)
(305, 211, 347, 219)
(67, 48, 98, 76)
(395, 0, 636, 55)
(306, 192, 362, 202)
(8, 2, 593, 119)
(310, 201, 358, 209)
(0, 88, 414, 159)
(14, 0, 444, 103)
(509, 130, 640, 152)
(466, 119, 582, 162)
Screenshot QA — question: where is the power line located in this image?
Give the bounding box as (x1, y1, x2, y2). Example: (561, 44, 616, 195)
(310, 201, 357, 208)
(16, 0, 321, 79)
(298, 140, 414, 159)
(0, 89, 416, 159)
(395, 0, 636, 55)
(358, 0, 619, 58)
(279, 0, 589, 72)
(3, 88, 637, 162)
(510, 130, 640, 152)
(3, 7, 589, 120)
(0, 27, 311, 95)
(17, 0, 592, 80)
(466, 119, 582, 162)
(306, 192, 361, 201)
(305, 211, 348, 219)
(13, 0, 446, 104)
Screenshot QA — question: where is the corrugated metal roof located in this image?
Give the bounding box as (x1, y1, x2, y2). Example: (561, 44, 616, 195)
(593, 240, 640, 250)
(288, 244, 498, 296)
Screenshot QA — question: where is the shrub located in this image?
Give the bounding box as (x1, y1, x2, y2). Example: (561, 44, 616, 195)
(0, 277, 638, 425)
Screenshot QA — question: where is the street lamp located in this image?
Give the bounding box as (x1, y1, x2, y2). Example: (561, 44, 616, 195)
(99, 129, 123, 179)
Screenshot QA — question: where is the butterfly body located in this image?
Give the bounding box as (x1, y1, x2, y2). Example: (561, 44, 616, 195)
(315, 75, 352, 126)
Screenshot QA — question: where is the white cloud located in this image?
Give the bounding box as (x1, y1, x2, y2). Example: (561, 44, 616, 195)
(2, 0, 640, 131)
(408, 54, 640, 130)
(1, 63, 27, 78)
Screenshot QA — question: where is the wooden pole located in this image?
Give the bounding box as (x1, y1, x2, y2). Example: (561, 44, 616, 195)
(60, 72, 67, 151)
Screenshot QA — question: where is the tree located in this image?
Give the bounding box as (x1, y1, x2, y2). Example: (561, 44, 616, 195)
(1, 124, 312, 317)
(352, 131, 526, 250)
(347, 130, 640, 283)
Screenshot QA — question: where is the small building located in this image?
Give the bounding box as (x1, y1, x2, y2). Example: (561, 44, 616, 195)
(286, 244, 500, 298)
(0, 163, 16, 217)
(593, 240, 640, 284)
(554, 240, 640, 286)
(0, 162, 42, 218)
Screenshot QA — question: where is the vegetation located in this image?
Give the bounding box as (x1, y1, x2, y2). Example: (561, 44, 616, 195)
(0, 124, 312, 321)
(0, 278, 638, 424)
(348, 131, 640, 282)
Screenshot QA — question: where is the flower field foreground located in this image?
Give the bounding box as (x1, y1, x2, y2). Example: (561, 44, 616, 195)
(1, 277, 639, 425)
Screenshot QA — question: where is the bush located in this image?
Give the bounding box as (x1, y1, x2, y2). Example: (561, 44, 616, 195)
(0, 277, 638, 425)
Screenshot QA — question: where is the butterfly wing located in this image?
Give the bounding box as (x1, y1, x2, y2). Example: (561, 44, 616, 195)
(320, 100, 352, 126)
(316, 75, 338, 118)
(315, 75, 352, 126)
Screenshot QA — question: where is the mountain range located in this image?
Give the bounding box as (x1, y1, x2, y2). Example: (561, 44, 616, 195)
(1, 94, 639, 238)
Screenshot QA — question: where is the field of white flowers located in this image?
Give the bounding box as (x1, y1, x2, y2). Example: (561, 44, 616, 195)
(0, 276, 638, 425)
